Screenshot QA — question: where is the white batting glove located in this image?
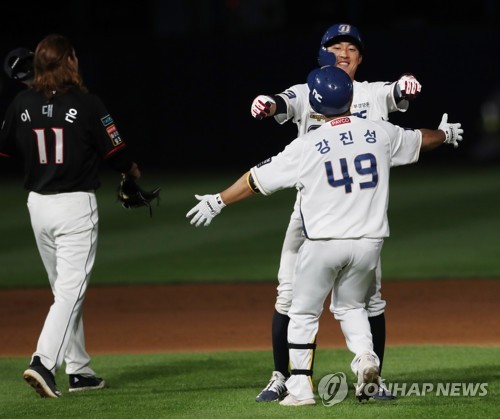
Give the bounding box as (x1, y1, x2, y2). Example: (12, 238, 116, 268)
(251, 95, 275, 120)
(186, 193, 226, 227)
(438, 113, 464, 148)
(396, 73, 422, 100)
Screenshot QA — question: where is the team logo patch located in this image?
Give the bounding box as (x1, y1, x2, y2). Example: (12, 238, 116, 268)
(282, 90, 297, 100)
(101, 114, 114, 127)
(338, 24, 352, 34)
(352, 110, 368, 119)
(256, 158, 272, 168)
(106, 124, 123, 146)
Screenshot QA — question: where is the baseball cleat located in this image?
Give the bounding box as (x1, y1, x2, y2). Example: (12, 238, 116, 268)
(373, 376, 396, 401)
(23, 356, 62, 398)
(279, 394, 316, 406)
(69, 374, 106, 392)
(255, 371, 288, 402)
(355, 352, 379, 402)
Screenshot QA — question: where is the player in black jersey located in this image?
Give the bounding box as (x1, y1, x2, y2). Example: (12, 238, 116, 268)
(0, 33, 141, 398)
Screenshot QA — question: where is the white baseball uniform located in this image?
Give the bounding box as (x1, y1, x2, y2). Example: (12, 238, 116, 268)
(251, 115, 422, 400)
(272, 80, 408, 317)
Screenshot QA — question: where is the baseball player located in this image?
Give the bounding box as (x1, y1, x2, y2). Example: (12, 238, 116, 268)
(186, 65, 463, 405)
(249, 23, 422, 401)
(0, 34, 141, 398)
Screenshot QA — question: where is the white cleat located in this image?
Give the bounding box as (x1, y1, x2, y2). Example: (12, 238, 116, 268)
(279, 394, 316, 406)
(355, 352, 379, 402)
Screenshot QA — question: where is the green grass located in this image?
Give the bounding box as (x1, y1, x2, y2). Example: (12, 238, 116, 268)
(1, 346, 498, 418)
(383, 164, 500, 278)
(1, 166, 498, 418)
(0, 171, 296, 287)
(1, 164, 500, 288)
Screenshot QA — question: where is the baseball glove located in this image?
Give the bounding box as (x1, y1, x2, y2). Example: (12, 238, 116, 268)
(117, 178, 161, 217)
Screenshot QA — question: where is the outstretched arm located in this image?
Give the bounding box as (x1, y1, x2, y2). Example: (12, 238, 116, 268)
(186, 172, 259, 227)
(220, 172, 257, 204)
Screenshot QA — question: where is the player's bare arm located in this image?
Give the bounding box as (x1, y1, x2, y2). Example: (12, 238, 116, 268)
(220, 172, 258, 204)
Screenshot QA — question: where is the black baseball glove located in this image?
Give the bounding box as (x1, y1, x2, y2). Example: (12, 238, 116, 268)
(117, 178, 161, 217)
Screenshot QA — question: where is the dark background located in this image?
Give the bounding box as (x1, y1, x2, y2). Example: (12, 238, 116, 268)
(1, 1, 499, 173)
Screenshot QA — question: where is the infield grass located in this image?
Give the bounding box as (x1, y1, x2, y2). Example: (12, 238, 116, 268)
(0, 346, 498, 418)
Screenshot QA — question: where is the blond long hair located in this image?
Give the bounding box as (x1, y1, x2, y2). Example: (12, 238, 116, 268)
(33, 34, 87, 98)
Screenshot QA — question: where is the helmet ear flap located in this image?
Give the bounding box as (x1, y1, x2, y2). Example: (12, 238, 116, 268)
(318, 47, 337, 67)
(308, 66, 353, 116)
(4, 48, 34, 82)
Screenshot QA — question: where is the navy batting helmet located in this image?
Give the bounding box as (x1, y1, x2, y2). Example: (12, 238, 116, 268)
(318, 23, 364, 66)
(317, 48, 337, 67)
(308, 65, 353, 116)
(4, 47, 34, 82)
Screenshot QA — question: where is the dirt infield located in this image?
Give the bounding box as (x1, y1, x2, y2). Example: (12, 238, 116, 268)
(0, 279, 499, 357)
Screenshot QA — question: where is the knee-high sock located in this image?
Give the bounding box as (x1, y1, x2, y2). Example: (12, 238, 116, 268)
(272, 309, 290, 377)
(369, 313, 386, 375)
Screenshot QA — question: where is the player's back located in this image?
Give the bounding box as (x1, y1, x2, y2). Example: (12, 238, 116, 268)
(295, 115, 420, 239)
(251, 114, 421, 238)
(2, 88, 107, 192)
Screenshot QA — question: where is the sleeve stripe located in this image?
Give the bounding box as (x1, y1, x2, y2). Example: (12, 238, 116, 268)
(104, 143, 126, 159)
(250, 167, 270, 196)
(246, 172, 259, 194)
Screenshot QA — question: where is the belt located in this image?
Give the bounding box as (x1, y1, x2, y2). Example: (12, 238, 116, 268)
(36, 190, 95, 195)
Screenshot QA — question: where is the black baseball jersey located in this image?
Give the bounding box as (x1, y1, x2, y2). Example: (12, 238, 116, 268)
(0, 87, 133, 192)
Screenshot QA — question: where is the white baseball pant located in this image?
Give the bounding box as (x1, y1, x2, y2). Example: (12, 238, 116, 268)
(27, 191, 99, 376)
(275, 195, 386, 317)
(286, 238, 382, 400)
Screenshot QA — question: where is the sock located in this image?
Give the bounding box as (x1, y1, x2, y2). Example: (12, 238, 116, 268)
(272, 309, 290, 377)
(369, 313, 386, 375)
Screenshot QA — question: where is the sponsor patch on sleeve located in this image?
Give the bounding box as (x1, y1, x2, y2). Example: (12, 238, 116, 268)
(101, 114, 114, 127)
(106, 124, 123, 146)
(256, 158, 272, 168)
